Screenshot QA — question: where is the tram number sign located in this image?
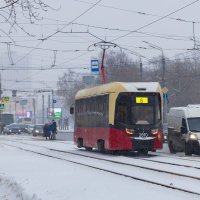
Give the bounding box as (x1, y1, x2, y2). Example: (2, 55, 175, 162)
(136, 97, 148, 104)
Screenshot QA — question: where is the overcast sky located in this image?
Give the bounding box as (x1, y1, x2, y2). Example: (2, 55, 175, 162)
(1, 0, 200, 93)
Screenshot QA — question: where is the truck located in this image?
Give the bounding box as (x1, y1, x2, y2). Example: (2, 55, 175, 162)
(167, 105, 200, 155)
(0, 113, 14, 125)
(0, 113, 14, 133)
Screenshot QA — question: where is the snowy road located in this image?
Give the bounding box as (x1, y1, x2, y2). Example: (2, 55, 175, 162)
(0, 135, 199, 200)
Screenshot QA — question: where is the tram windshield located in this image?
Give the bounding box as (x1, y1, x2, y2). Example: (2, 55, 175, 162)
(115, 93, 161, 126)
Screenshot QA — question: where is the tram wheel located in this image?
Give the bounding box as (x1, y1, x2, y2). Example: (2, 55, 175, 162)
(77, 138, 83, 148)
(97, 140, 105, 153)
(85, 147, 92, 151)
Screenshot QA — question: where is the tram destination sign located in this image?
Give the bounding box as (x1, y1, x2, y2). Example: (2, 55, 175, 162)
(136, 97, 148, 104)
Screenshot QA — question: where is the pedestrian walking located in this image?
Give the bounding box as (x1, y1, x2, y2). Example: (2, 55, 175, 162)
(48, 122, 52, 140)
(43, 123, 49, 140)
(51, 119, 57, 140)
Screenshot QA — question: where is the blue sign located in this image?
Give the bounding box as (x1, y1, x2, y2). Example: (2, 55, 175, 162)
(163, 93, 169, 103)
(20, 100, 28, 106)
(91, 59, 99, 72)
(0, 103, 4, 109)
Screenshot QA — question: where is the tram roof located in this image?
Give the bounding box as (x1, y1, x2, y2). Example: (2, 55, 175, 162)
(75, 82, 162, 100)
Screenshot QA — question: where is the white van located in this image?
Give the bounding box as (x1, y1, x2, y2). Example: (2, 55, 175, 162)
(167, 105, 200, 155)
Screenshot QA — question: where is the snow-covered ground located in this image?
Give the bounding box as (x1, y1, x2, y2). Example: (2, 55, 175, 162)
(0, 135, 199, 200)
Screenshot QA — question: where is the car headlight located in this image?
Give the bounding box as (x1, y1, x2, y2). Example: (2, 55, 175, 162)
(189, 134, 198, 140)
(36, 130, 39, 133)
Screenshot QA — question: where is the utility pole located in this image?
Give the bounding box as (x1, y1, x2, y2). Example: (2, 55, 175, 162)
(143, 41, 168, 124)
(140, 58, 143, 81)
(33, 98, 36, 125)
(42, 95, 44, 124)
(14, 100, 16, 122)
(48, 94, 50, 120)
(52, 90, 54, 119)
(121, 47, 145, 82)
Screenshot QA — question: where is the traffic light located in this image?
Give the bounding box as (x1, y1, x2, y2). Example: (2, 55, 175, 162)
(12, 90, 17, 97)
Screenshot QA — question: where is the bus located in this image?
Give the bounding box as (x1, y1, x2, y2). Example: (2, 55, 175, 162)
(73, 82, 163, 154)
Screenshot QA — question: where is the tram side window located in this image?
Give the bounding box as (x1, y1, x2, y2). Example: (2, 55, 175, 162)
(116, 105, 128, 124)
(115, 95, 129, 125)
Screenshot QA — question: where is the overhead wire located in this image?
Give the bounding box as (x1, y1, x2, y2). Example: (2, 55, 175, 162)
(111, 0, 200, 42)
(1, 42, 94, 53)
(73, 0, 200, 24)
(71, 22, 195, 42)
(42, 0, 103, 41)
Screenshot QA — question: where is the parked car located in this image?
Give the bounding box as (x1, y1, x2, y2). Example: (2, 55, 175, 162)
(2, 124, 22, 134)
(17, 123, 29, 133)
(32, 124, 44, 136)
(2, 125, 11, 135)
(168, 105, 200, 155)
(27, 124, 34, 134)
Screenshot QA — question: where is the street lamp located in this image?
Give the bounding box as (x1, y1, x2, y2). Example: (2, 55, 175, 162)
(143, 41, 168, 124)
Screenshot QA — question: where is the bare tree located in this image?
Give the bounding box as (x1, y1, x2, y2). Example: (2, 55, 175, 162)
(146, 52, 200, 107)
(0, 0, 51, 35)
(103, 51, 139, 82)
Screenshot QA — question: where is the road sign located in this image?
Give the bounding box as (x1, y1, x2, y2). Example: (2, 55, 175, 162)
(0, 103, 5, 110)
(2, 96, 10, 102)
(162, 87, 168, 94)
(20, 99, 28, 106)
(91, 59, 99, 72)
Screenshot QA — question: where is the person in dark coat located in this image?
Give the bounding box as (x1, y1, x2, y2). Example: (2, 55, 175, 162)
(51, 120, 57, 140)
(43, 123, 49, 140)
(48, 122, 52, 140)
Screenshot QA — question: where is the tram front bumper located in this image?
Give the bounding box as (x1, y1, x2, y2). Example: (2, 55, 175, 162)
(132, 138, 154, 151)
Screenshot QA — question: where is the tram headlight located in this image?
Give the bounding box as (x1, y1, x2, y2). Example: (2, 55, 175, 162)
(126, 128, 135, 135)
(189, 133, 198, 140)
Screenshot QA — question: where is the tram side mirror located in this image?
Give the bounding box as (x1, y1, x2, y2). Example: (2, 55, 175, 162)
(70, 107, 74, 114)
(180, 126, 186, 134)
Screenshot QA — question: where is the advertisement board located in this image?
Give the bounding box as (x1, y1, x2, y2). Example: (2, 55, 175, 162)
(48, 107, 62, 119)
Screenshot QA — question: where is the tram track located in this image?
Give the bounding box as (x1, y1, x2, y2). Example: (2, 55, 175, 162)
(150, 151, 200, 163)
(2, 137, 200, 173)
(0, 139, 200, 197)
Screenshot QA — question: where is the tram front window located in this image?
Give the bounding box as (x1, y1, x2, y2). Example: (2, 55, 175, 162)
(131, 106, 153, 125)
(115, 93, 161, 126)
